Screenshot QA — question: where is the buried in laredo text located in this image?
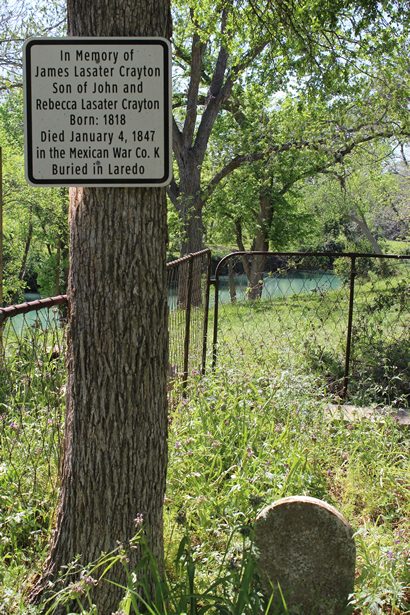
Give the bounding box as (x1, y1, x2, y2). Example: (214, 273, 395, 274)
(50, 162, 147, 175)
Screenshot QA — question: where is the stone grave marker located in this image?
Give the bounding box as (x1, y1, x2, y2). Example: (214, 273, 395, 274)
(254, 496, 356, 614)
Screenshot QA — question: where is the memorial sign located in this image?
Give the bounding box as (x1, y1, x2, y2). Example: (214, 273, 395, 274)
(24, 38, 172, 186)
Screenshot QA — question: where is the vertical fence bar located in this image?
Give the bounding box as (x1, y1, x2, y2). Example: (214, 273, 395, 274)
(0, 147, 3, 355)
(211, 266, 220, 371)
(343, 255, 356, 400)
(183, 255, 194, 392)
(201, 251, 212, 375)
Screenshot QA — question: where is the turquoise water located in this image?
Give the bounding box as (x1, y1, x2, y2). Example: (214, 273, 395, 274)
(216, 272, 342, 304)
(167, 271, 342, 309)
(3, 293, 63, 336)
(5, 272, 342, 333)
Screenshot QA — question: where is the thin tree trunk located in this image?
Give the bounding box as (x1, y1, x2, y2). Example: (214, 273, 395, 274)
(29, 0, 171, 612)
(246, 191, 272, 299)
(228, 258, 237, 304)
(176, 165, 204, 307)
(54, 239, 61, 296)
(18, 220, 33, 283)
(235, 191, 273, 300)
(350, 208, 383, 254)
(180, 199, 204, 254)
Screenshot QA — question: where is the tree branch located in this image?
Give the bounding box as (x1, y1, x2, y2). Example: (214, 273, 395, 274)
(193, 8, 230, 162)
(182, 24, 206, 149)
(172, 116, 184, 167)
(203, 126, 410, 202)
(167, 179, 180, 206)
(203, 140, 312, 201)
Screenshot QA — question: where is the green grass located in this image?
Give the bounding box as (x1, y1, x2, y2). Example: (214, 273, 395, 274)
(382, 240, 410, 255)
(0, 270, 409, 613)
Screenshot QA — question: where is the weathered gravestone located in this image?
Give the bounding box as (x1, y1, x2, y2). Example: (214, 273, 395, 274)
(255, 496, 355, 614)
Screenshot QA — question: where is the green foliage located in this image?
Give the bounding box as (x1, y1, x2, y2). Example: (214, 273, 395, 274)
(295, 143, 409, 254)
(349, 276, 410, 407)
(0, 0, 65, 91)
(171, 0, 409, 255)
(0, 92, 69, 301)
(34, 530, 270, 615)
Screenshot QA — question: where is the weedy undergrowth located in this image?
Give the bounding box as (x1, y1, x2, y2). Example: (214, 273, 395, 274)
(0, 309, 409, 613)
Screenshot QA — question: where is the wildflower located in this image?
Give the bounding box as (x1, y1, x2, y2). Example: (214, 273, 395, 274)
(134, 513, 144, 529)
(9, 421, 18, 431)
(174, 440, 182, 449)
(246, 447, 254, 458)
(80, 573, 98, 587)
(68, 580, 86, 597)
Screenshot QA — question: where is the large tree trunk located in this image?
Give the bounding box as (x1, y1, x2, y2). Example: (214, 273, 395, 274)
(29, 1, 170, 613)
(30, 195, 169, 614)
(178, 162, 204, 255)
(175, 163, 204, 307)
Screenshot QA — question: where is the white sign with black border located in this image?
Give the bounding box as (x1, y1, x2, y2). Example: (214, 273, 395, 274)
(24, 37, 172, 187)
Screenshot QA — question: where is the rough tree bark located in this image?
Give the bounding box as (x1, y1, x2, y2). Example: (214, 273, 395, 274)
(29, 1, 171, 613)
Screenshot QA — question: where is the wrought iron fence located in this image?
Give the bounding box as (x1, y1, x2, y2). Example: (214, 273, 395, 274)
(0, 248, 408, 565)
(0, 248, 211, 396)
(0, 250, 211, 556)
(0, 295, 67, 546)
(167, 249, 211, 385)
(211, 252, 409, 408)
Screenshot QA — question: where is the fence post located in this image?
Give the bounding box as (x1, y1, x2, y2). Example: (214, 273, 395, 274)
(211, 267, 220, 371)
(183, 255, 194, 393)
(201, 251, 212, 375)
(343, 256, 356, 400)
(0, 147, 3, 355)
